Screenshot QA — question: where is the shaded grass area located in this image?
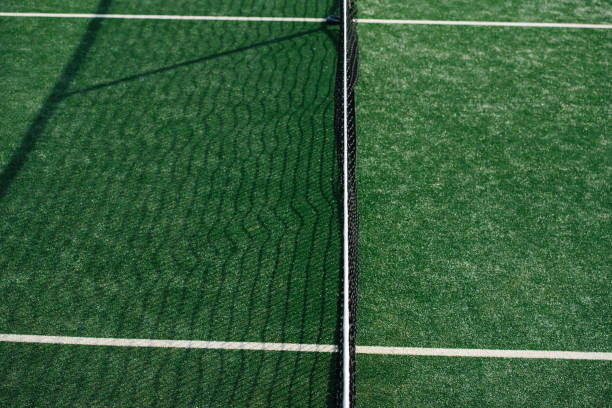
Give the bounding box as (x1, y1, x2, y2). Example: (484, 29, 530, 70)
(0, 0, 335, 18)
(0, 342, 335, 407)
(0, 18, 89, 169)
(357, 25, 611, 351)
(357, 354, 612, 407)
(1, 7, 340, 346)
(360, 0, 612, 24)
(0, 1, 342, 405)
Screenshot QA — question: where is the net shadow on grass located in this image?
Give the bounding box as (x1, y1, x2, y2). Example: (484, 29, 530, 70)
(0, 0, 113, 200)
(0, 0, 344, 406)
(61, 28, 325, 99)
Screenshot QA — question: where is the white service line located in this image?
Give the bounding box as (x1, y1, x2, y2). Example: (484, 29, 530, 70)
(0, 13, 610, 29)
(1, 334, 611, 361)
(0, 333, 337, 353)
(356, 346, 612, 360)
(356, 18, 612, 29)
(0, 12, 326, 23)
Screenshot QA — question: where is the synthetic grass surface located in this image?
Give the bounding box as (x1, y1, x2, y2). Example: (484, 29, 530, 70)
(1, 9, 340, 344)
(2, 1, 611, 407)
(360, 0, 612, 24)
(0, 19, 89, 170)
(355, 20, 610, 408)
(357, 354, 611, 407)
(1, 1, 343, 405)
(0, 342, 335, 407)
(357, 24, 611, 351)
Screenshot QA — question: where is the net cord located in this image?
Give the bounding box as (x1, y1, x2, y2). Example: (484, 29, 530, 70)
(342, 0, 350, 407)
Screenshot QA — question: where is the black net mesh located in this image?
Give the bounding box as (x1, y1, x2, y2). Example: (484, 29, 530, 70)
(334, 1, 360, 407)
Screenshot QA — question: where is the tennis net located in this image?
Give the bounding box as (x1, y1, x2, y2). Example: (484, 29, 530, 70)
(334, 0, 360, 406)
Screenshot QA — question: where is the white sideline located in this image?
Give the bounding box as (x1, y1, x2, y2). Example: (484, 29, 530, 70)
(357, 18, 612, 29)
(0, 334, 337, 353)
(0, 13, 610, 29)
(1, 334, 611, 361)
(0, 12, 326, 23)
(357, 346, 612, 360)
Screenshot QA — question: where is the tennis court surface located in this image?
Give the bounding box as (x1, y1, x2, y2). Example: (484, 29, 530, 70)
(1, 1, 610, 406)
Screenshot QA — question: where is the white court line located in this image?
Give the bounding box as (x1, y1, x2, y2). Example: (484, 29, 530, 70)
(0, 13, 610, 29)
(1, 334, 611, 361)
(0, 12, 326, 23)
(341, 0, 350, 407)
(0, 334, 337, 353)
(357, 18, 612, 29)
(357, 346, 612, 360)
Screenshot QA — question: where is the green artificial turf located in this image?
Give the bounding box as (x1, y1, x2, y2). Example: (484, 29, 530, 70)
(0, 18, 90, 170)
(357, 354, 611, 407)
(2, 0, 611, 406)
(360, 0, 612, 24)
(0, 1, 343, 405)
(355, 20, 610, 408)
(1, 5, 340, 344)
(357, 24, 611, 351)
(0, 342, 336, 407)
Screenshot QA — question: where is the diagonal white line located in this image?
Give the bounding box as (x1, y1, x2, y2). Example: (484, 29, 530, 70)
(0, 12, 326, 22)
(1, 334, 611, 361)
(356, 18, 612, 29)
